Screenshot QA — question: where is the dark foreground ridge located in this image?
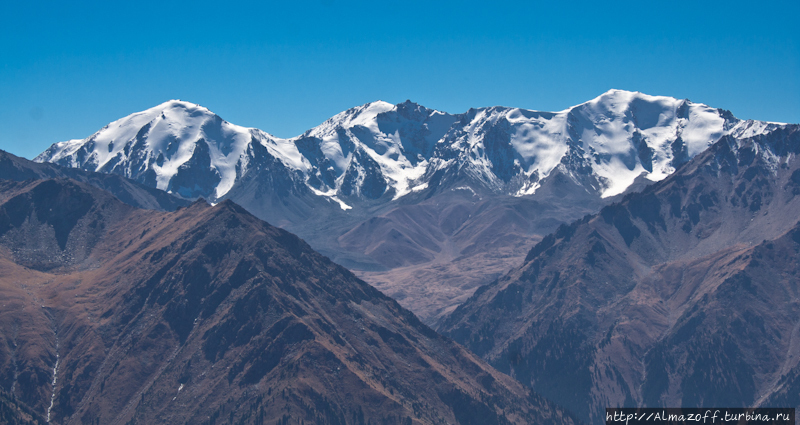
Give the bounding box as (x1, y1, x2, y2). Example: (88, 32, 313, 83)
(0, 177, 576, 424)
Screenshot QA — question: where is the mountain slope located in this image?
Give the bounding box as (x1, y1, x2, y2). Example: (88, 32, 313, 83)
(34, 92, 782, 323)
(0, 178, 576, 425)
(0, 388, 45, 425)
(439, 124, 800, 423)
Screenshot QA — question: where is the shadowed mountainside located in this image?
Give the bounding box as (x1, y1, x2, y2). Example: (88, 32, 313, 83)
(0, 178, 577, 425)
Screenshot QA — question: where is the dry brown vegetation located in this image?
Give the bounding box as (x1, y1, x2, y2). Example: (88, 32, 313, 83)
(0, 178, 576, 425)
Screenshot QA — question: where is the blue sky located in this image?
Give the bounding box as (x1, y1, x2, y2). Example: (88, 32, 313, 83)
(2, 0, 798, 159)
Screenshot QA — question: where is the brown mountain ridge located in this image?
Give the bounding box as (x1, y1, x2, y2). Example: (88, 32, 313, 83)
(0, 178, 577, 425)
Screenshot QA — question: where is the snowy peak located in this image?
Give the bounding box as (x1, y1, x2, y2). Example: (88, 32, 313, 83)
(424, 105, 568, 195)
(303, 100, 396, 139)
(35, 100, 308, 201)
(571, 89, 726, 160)
(295, 100, 456, 200)
(36, 92, 784, 209)
(559, 90, 730, 196)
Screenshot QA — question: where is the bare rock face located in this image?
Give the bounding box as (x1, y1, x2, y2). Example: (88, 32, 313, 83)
(0, 178, 576, 425)
(440, 125, 800, 424)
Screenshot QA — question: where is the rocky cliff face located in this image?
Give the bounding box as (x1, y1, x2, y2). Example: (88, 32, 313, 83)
(0, 178, 576, 425)
(439, 125, 800, 423)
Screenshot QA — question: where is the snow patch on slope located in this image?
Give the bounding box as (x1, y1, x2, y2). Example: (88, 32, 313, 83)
(308, 186, 352, 210)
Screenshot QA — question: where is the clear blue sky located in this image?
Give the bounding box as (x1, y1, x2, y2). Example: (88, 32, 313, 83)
(2, 0, 798, 159)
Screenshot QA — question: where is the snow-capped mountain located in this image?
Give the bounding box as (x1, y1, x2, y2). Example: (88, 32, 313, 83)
(294, 100, 457, 202)
(36, 91, 779, 209)
(36, 100, 309, 200)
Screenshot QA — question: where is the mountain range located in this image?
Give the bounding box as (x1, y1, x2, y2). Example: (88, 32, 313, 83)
(34, 90, 781, 323)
